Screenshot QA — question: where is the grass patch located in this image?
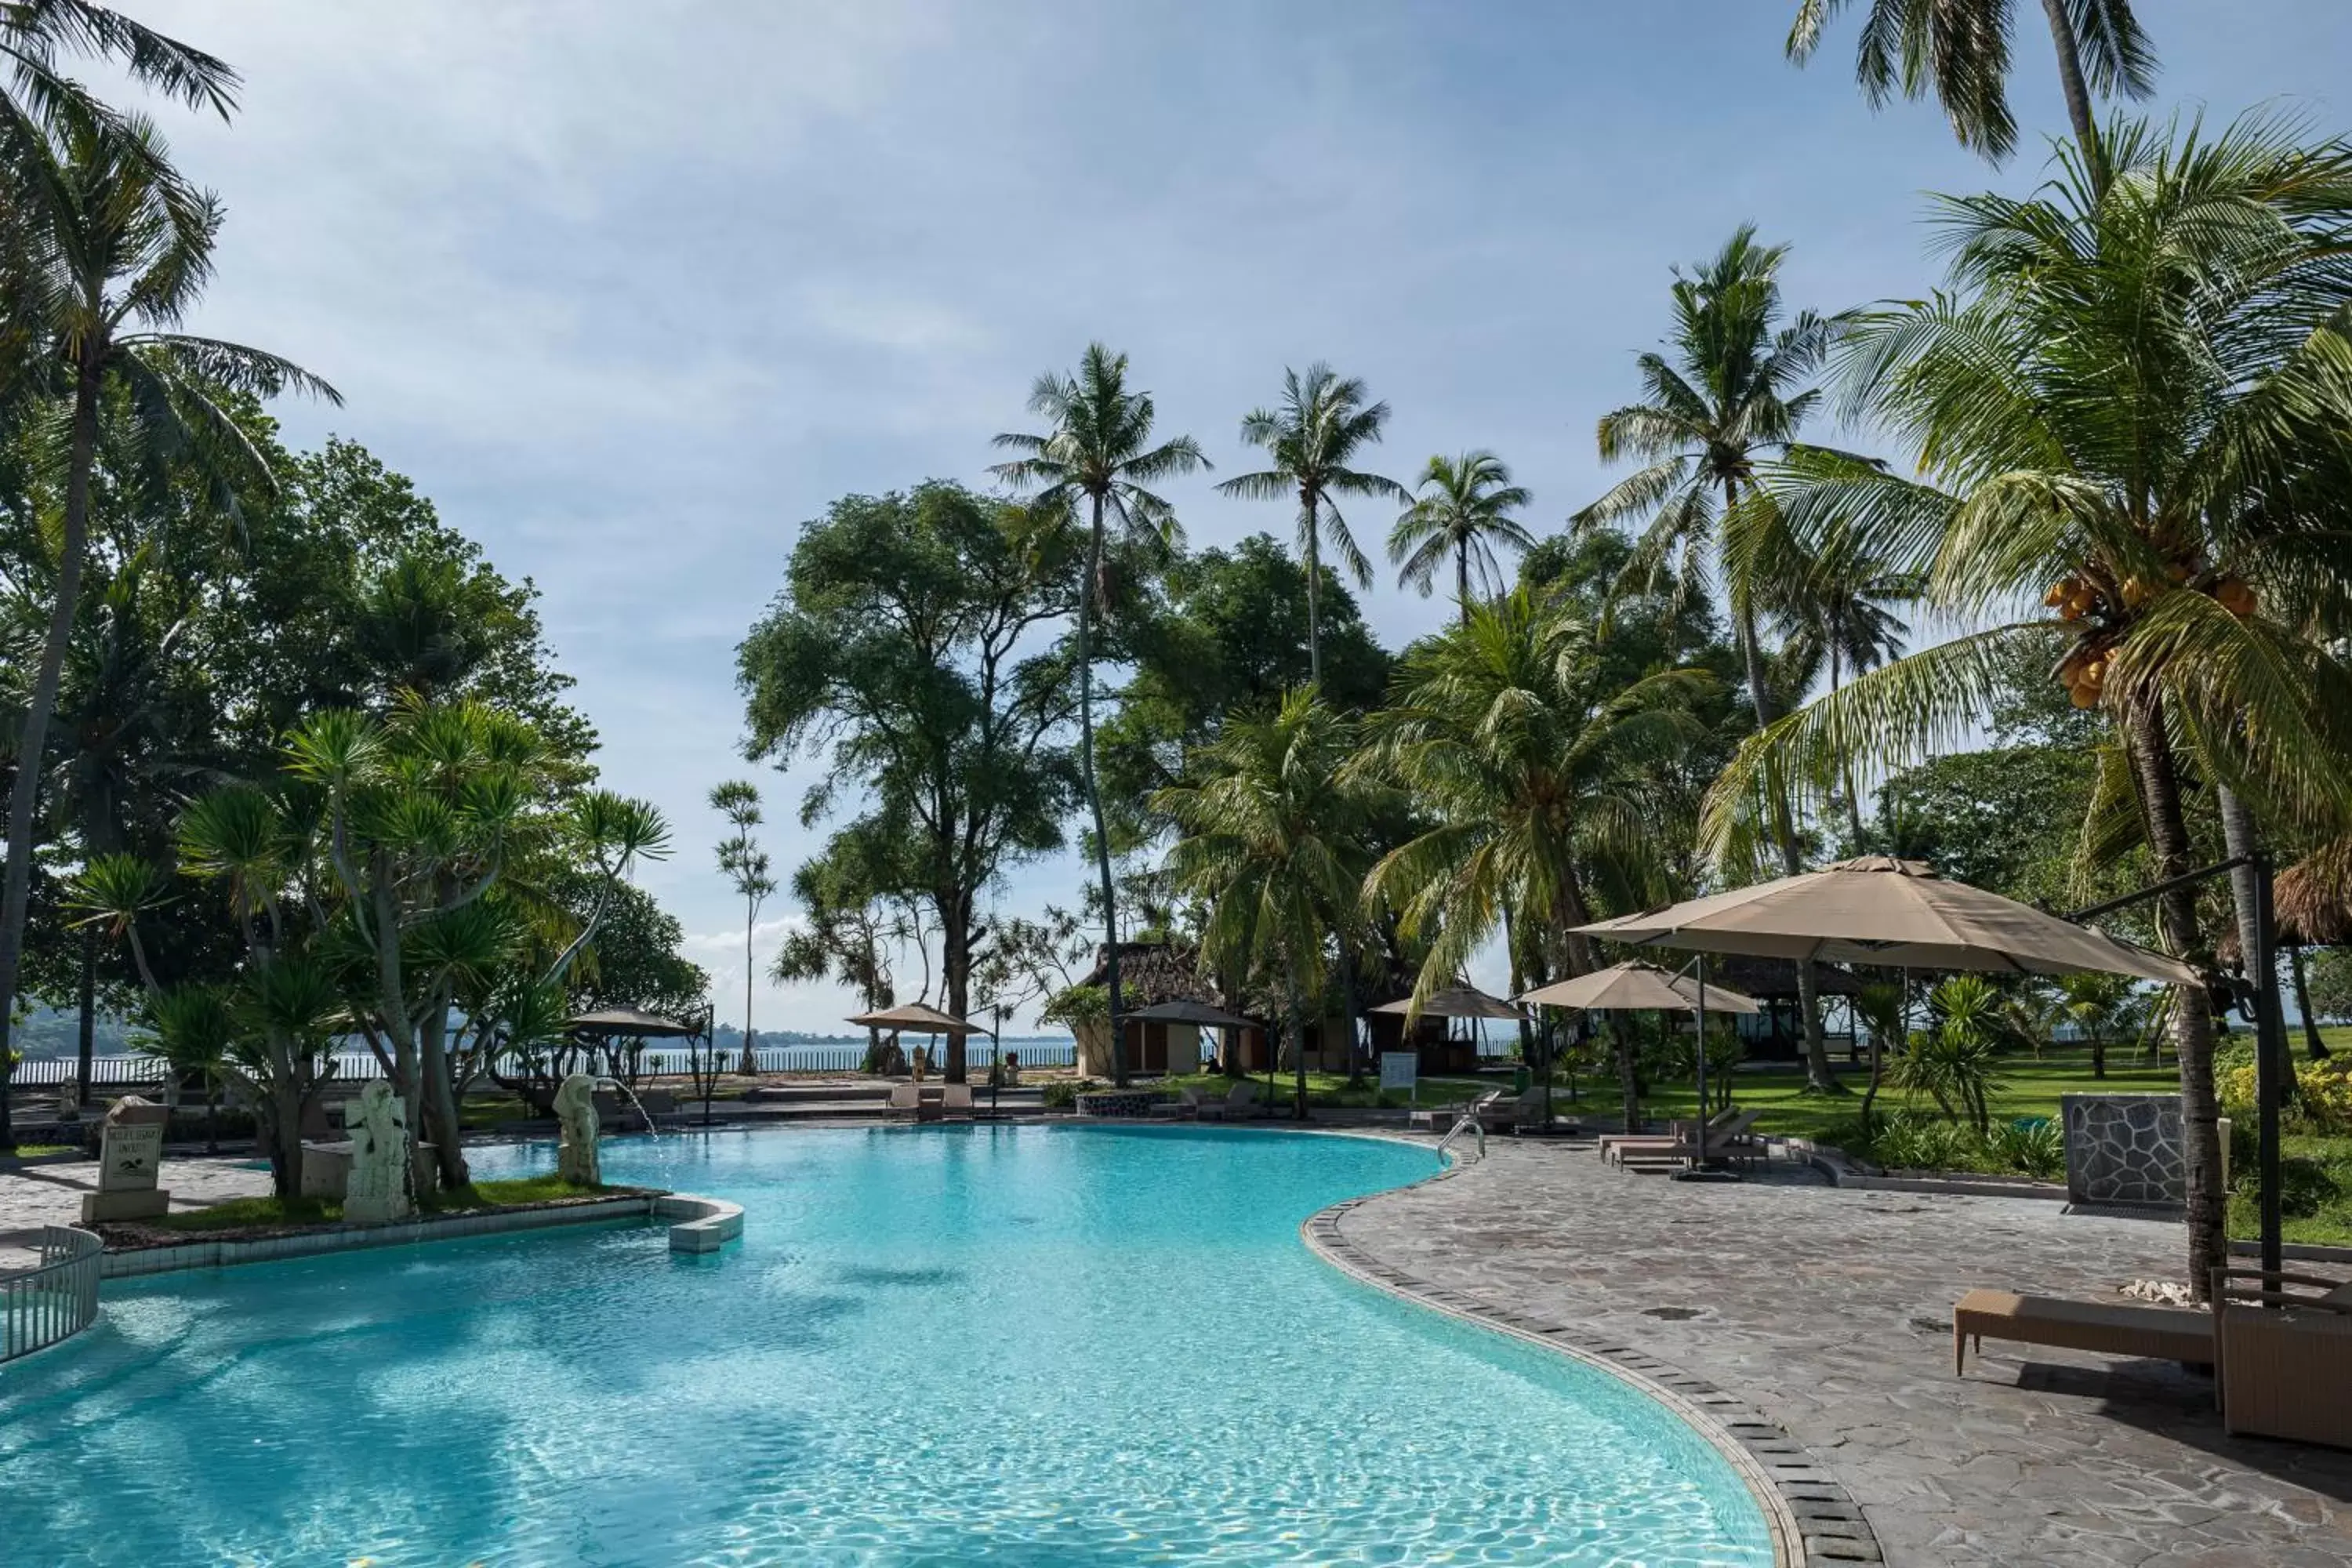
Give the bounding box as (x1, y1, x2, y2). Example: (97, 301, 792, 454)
(6, 1143, 80, 1157)
(427, 1174, 603, 1210)
(1158, 1070, 1501, 1110)
(154, 1174, 608, 1232)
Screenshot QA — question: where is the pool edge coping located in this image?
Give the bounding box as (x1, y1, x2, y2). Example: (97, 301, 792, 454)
(1296, 1132, 1875, 1568)
(95, 1192, 744, 1278)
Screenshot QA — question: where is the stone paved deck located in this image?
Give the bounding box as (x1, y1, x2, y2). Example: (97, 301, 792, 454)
(1336, 1139, 2352, 1568)
(0, 1156, 271, 1268)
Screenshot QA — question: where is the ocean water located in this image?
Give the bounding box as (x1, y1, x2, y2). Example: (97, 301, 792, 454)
(0, 1124, 1770, 1566)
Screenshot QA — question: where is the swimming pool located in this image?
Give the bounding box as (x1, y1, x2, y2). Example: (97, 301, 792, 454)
(0, 1125, 1773, 1565)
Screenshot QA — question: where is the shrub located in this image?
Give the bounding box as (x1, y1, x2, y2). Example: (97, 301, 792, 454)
(2218, 1047, 2352, 1133)
(1041, 1079, 1100, 1110)
(1987, 1117, 2063, 1180)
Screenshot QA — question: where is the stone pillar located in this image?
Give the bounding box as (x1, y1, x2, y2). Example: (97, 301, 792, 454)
(80, 1095, 171, 1222)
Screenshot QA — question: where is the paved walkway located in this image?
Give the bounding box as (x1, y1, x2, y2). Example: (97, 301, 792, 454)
(1337, 1140, 2352, 1568)
(0, 1155, 271, 1269)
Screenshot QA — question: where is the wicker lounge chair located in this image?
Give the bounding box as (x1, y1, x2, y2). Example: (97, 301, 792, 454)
(1605, 1109, 1757, 1167)
(1951, 1287, 2212, 1374)
(2213, 1268, 2352, 1447)
(1220, 1080, 1267, 1120)
(884, 1082, 920, 1120)
(940, 1083, 975, 1121)
(1150, 1087, 1204, 1120)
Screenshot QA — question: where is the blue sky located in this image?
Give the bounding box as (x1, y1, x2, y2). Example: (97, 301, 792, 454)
(116, 1, 2352, 1029)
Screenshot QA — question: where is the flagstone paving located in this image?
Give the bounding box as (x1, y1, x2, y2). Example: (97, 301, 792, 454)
(1337, 1140, 2352, 1567)
(0, 1154, 271, 1268)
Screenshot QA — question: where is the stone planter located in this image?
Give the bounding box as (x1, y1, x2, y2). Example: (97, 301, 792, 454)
(1073, 1090, 1163, 1119)
(2060, 1092, 2185, 1210)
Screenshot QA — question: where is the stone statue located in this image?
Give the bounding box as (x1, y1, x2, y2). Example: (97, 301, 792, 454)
(554, 1072, 601, 1187)
(343, 1080, 414, 1223)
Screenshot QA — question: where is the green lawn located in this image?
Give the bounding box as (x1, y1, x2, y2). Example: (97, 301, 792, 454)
(154, 1174, 608, 1232)
(1160, 1070, 1502, 1111)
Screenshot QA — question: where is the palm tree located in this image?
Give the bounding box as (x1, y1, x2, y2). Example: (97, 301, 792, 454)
(0, 116, 336, 1143)
(1785, 0, 2155, 182)
(1363, 589, 1713, 1010)
(1710, 113, 2352, 1298)
(1156, 689, 1376, 1120)
(710, 780, 775, 1076)
(1572, 224, 1848, 1092)
(1388, 450, 1536, 626)
(1217, 365, 1405, 688)
(991, 343, 1207, 1086)
(0, 2, 237, 137)
(1756, 539, 1918, 847)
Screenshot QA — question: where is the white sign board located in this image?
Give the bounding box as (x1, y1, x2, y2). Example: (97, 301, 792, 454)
(1379, 1051, 1419, 1104)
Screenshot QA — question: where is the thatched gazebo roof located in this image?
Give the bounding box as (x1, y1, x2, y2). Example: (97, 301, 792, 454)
(2279, 844, 2352, 947)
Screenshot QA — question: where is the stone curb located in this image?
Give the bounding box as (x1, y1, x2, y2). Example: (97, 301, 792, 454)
(97, 1192, 739, 1277)
(1301, 1149, 1879, 1568)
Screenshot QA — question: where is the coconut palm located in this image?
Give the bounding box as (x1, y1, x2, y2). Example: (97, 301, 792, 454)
(991, 343, 1208, 1085)
(1785, 0, 2155, 179)
(1388, 450, 1536, 626)
(1363, 590, 1714, 1011)
(1156, 689, 1377, 1120)
(0, 116, 337, 1134)
(1571, 224, 1849, 1091)
(1217, 365, 1406, 688)
(1755, 539, 1918, 847)
(1710, 113, 2352, 1297)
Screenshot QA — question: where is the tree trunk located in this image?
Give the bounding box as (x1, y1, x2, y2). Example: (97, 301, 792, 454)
(1613, 1018, 1640, 1134)
(2123, 694, 2226, 1301)
(942, 894, 971, 1083)
(1303, 489, 1323, 689)
(1835, 648, 1866, 851)
(0, 360, 103, 1152)
(1080, 492, 1126, 1085)
(268, 1076, 306, 1201)
(422, 1000, 470, 1190)
(75, 927, 97, 1113)
(1456, 540, 1471, 628)
(1286, 957, 1308, 1121)
(739, 901, 758, 1076)
(2092, 1030, 2107, 1079)
(1731, 559, 1836, 1094)
(2038, 0, 2103, 184)
(2291, 945, 2329, 1059)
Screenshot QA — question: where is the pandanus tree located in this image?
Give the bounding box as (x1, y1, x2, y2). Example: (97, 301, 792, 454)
(1708, 114, 2352, 1297)
(1570, 226, 1849, 1091)
(991, 346, 1207, 1084)
(709, 780, 774, 1074)
(1388, 450, 1536, 626)
(1218, 365, 1405, 689)
(1156, 689, 1381, 1120)
(0, 113, 336, 1142)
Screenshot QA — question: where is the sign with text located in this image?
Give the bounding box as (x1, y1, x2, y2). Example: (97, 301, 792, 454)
(1379, 1051, 1419, 1102)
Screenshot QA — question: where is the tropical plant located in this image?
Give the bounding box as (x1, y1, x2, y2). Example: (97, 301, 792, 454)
(1363, 589, 1714, 1018)
(1785, 0, 2155, 179)
(1571, 224, 1849, 1091)
(2053, 971, 2147, 1080)
(992, 346, 1207, 1084)
(1216, 364, 1404, 688)
(0, 112, 336, 1146)
(1156, 689, 1379, 1120)
(1388, 450, 1535, 626)
(709, 780, 774, 1075)
(1709, 112, 2352, 1295)
(1893, 975, 2014, 1134)
(1849, 978, 1908, 1127)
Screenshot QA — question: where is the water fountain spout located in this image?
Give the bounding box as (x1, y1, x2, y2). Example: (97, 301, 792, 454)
(595, 1076, 666, 1138)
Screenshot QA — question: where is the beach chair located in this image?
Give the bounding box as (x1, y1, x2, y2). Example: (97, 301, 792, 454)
(1953, 1288, 2212, 1374)
(1599, 1109, 1732, 1160)
(1151, 1087, 1204, 1120)
(1218, 1080, 1267, 1121)
(1606, 1109, 1760, 1170)
(940, 1083, 975, 1121)
(884, 1082, 920, 1120)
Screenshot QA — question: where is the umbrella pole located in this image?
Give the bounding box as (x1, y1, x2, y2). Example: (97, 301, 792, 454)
(1695, 955, 1709, 1130)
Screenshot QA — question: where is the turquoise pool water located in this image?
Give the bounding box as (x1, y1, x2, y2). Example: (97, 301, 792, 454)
(0, 1125, 1772, 1565)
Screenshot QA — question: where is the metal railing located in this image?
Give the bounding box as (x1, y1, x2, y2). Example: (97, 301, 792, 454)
(2, 1225, 103, 1365)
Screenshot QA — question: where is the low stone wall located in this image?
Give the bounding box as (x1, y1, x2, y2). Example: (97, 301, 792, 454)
(2061, 1092, 2185, 1209)
(1073, 1090, 1164, 1119)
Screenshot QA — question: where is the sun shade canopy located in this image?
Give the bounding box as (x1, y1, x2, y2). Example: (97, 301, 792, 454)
(1126, 999, 1258, 1029)
(1576, 855, 2199, 985)
(845, 1002, 985, 1035)
(1517, 960, 1762, 1014)
(564, 1007, 700, 1037)
(1369, 985, 1525, 1021)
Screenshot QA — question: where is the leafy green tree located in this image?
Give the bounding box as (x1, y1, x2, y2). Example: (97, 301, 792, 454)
(1363, 589, 1715, 1012)
(2307, 949, 2352, 1027)
(1388, 450, 1535, 626)
(740, 481, 1082, 1082)
(990, 350, 1207, 1083)
(1785, 0, 2154, 180)
(1572, 225, 1849, 1091)
(1216, 365, 1403, 689)
(771, 833, 906, 1069)
(1715, 114, 2352, 1294)
(1157, 690, 1381, 1119)
(0, 114, 336, 1146)
(708, 780, 774, 1074)
(2053, 970, 2147, 1080)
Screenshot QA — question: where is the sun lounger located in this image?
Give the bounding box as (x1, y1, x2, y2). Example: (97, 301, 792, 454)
(1151, 1087, 1209, 1120)
(1606, 1109, 1758, 1167)
(2213, 1268, 2352, 1447)
(940, 1083, 975, 1121)
(1597, 1109, 1732, 1156)
(884, 1082, 920, 1120)
(1217, 1081, 1266, 1121)
(1951, 1287, 2212, 1374)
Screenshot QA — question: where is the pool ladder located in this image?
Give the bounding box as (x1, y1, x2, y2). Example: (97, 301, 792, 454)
(1436, 1109, 1486, 1163)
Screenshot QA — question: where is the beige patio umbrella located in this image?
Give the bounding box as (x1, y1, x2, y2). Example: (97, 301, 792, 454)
(1368, 985, 1524, 1020)
(1577, 855, 2198, 985)
(846, 1002, 983, 1082)
(1519, 962, 1762, 1137)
